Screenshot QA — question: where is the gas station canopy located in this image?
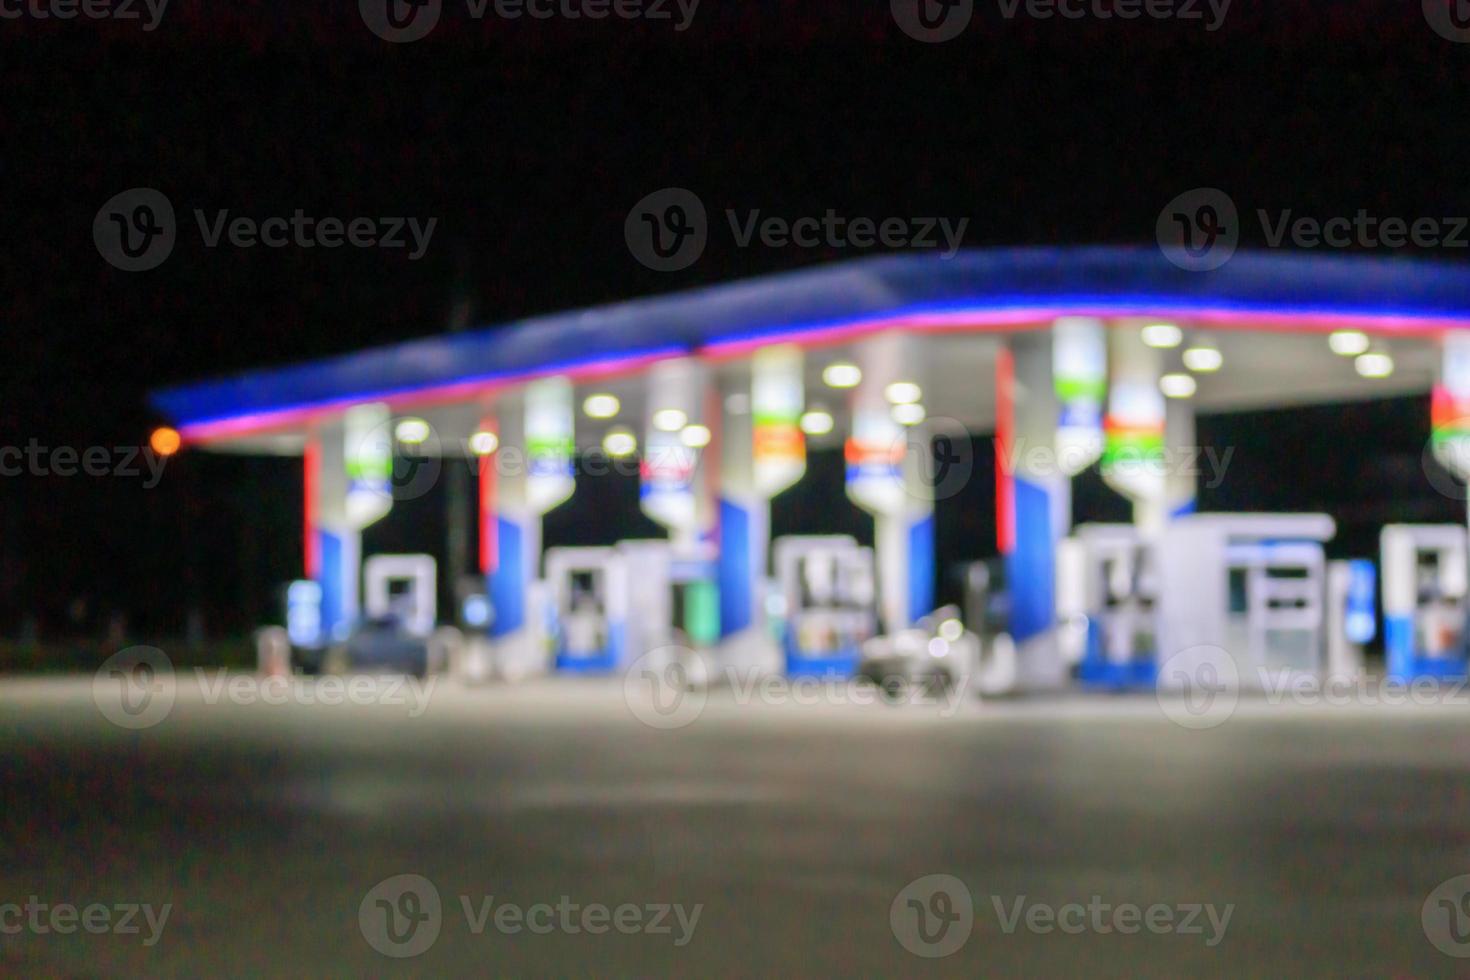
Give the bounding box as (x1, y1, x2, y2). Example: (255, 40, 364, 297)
(151, 246, 1470, 452)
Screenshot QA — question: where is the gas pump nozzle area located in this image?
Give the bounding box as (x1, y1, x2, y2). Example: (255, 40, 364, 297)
(771, 535, 877, 679)
(543, 546, 628, 674)
(1381, 524, 1470, 683)
(1056, 524, 1160, 691)
(1056, 513, 1385, 693)
(769, 536, 1004, 702)
(250, 508, 1396, 709)
(531, 539, 723, 680)
(1155, 514, 1336, 689)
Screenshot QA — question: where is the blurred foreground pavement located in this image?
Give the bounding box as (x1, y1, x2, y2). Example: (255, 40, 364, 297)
(3, 675, 1470, 977)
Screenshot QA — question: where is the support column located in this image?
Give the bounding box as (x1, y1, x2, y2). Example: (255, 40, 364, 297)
(637, 359, 719, 659)
(871, 498, 935, 630)
(998, 333, 1071, 688)
(1102, 323, 1197, 526)
(1103, 325, 1168, 536)
(716, 398, 764, 640)
(641, 358, 706, 551)
(305, 403, 392, 641)
(481, 378, 574, 677)
(845, 335, 934, 634)
(485, 401, 535, 643)
(1165, 396, 1198, 519)
(716, 345, 805, 672)
(1050, 317, 1110, 682)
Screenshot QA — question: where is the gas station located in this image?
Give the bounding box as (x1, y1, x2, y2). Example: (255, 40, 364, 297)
(149, 246, 1470, 696)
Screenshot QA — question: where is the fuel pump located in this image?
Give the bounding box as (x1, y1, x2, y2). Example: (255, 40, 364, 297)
(1157, 514, 1335, 687)
(772, 535, 877, 677)
(617, 540, 720, 652)
(1381, 525, 1469, 682)
(544, 546, 628, 673)
(363, 554, 437, 637)
(1060, 524, 1159, 689)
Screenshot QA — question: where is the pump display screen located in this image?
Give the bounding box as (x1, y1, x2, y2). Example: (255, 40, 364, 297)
(797, 555, 872, 611)
(569, 570, 605, 614)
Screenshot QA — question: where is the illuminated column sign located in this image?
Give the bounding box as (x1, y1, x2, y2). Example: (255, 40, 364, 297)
(845, 335, 934, 632)
(717, 345, 804, 647)
(525, 376, 575, 514)
(487, 378, 575, 656)
(1433, 332, 1470, 490)
(641, 359, 703, 544)
(1102, 327, 1167, 534)
(344, 403, 393, 529)
(752, 345, 806, 496)
(845, 402, 906, 515)
(1052, 317, 1106, 477)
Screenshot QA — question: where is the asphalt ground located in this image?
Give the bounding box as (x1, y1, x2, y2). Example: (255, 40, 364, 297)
(4, 674, 1470, 976)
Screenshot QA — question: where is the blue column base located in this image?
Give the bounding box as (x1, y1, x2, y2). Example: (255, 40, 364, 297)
(555, 622, 626, 674)
(1385, 615, 1468, 683)
(488, 518, 527, 639)
(907, 513, 935, 627)
(1077, 620, 1157, 689)
(718, 498, 756, 640)
(1006, 477, 1057, 645)
(1077, 659, 1159, 689)
(555, 652, 621, 673)
(783, 629, 859, 678)
(1385, 654, 1469, 684)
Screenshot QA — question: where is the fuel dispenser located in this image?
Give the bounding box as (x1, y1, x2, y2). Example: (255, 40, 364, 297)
(544, 546, 628, 673)
(1157, 514, 1335, 687)
(1381, 524, 1469, 682)
(362, 554, 437, 637)
(1058, 524, 1160, 689)
(772, 535, 878, 677)
(618, 540, 719, 650)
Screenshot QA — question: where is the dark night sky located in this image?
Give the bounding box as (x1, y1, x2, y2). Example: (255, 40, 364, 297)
(2, 1, 1468, 636)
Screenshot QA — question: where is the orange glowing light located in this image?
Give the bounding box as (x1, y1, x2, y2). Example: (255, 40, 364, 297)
(149, 427, 182, 457)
